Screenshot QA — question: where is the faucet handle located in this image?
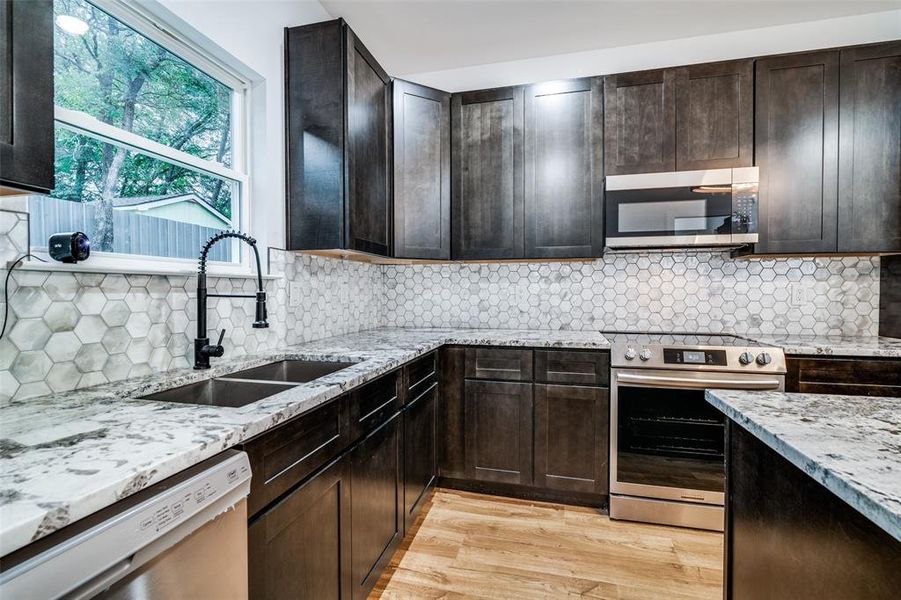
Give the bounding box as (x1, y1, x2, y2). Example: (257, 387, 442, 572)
(216, 328, 226, 346)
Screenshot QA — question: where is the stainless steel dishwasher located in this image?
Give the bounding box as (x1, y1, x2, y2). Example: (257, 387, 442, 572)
(0, 450, 251, 599)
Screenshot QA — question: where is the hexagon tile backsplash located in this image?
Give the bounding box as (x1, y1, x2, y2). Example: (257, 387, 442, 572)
(0, 206, 882, 402)
(381, 253, 880, 335)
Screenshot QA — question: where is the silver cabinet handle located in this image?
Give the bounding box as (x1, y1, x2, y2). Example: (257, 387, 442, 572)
(616, 372, 782, 390)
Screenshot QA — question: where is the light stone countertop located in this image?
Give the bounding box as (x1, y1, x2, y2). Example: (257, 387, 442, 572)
(705, 389, 901, 541)
(745, 334, 901, 358)
(0, 328, 611, 556)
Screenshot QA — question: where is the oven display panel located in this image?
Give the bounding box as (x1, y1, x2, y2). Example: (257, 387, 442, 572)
(663, 348, 727, 366)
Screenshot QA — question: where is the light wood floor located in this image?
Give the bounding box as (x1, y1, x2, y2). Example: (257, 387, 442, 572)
(369, 489, 723, 600)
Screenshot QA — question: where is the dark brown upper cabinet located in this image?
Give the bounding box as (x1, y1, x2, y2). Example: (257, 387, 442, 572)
(603, 69, 676, 175)
(755, 50, 840, 254)
(393, 79, 451, 259)
(604, 61, 752, 176)
(838, 41, 901, 254)
(451, 86, 525, 259)
(674, 59, 753, 171)
(524, 78, 604, 258)
(285, 19, 392, 256)
(0, 0, 54, 194)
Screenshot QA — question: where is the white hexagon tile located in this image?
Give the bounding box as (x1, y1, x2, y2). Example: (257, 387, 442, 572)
(381, 253, 880, 335)
(0, 205, 883, 402)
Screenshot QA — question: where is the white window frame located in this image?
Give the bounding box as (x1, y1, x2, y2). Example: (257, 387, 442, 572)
(30, 0, 256, 277)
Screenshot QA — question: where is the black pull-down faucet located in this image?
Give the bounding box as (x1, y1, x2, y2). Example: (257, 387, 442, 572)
(194, 230, 268, 369)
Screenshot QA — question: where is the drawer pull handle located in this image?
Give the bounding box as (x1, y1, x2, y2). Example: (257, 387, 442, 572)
(358, 396, 398, 423)
(265, 433, 340, 484)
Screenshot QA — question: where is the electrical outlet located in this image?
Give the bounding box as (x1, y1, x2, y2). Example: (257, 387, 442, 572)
(288, 282, 301, 307)
(790, 284, 808, 307)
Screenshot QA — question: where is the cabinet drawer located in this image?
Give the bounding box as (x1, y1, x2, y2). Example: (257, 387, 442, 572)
(465, 347, 533, 381)
(405, 351, 437, 403)
(788, 356, 901, 397)
(534, 350, 609, 386)
(243, 396, 350, 517)
(351, 370, 402, 438)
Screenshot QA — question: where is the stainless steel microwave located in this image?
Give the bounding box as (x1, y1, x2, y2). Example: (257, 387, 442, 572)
(604, 167, 759, 249)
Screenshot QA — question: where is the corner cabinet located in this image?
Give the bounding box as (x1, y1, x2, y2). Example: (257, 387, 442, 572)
(0, 0, 54, 194)
(285, 19, 392, 256)
(392, 80, 451, 259)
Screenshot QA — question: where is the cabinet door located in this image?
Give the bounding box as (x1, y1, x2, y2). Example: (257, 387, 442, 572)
(350, 412, 402, 600)
(345, 28, 392, 256)
(0, 0, 54, 194)
(393, 80, 451, 259)
(534, 384, 609, 495)
(603, 69, 676, 175)
(838, 41, 901, 254)
(452, 87, 524, 259)
(403, 380, 437, 533)
(755, 51, 839, 254)
(464, 380, 532, 485)
(524, 78, 603, 258)
(674, 60, 753, 171)
(249, 455, 352, 600)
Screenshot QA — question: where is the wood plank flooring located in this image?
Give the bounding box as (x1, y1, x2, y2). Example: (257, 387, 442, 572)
(370, 489, 723, 599)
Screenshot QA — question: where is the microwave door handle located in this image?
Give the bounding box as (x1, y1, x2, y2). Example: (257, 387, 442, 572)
(616, 372, 782, 390)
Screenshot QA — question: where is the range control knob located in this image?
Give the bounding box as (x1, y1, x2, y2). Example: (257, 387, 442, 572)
(639, 349, 652, 361)
(756, 352, 772, 366)
(738, 352, 755, 365)
(624, 347, 637, 361)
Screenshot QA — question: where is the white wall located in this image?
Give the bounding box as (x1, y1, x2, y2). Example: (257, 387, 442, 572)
(405, 9, 901, 91)
(157, 0, 331, 254)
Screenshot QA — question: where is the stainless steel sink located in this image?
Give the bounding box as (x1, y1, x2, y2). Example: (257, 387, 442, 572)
(223, 360, 356, 383)
(140, 378, 297, 408)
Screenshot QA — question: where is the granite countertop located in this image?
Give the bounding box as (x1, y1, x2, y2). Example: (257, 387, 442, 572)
(705, 389, 901, 541)
(0, 327, 611, 556)
(745, 334, 901, 358)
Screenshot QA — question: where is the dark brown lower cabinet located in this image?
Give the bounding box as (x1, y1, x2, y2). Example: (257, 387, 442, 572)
(725, 423, 901, 599)
(534, 384, 609, 495)
(786, 356, 901, 397)
(464, 380, 533, 485)
(248, 454, 352, 600)
(403, 382, 437, 533)
(350, 412, 403, 600)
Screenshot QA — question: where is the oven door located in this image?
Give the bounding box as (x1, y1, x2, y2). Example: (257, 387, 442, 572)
(610, 368, 783, 505)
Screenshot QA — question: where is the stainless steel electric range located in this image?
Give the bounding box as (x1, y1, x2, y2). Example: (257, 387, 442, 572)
(604, 332, 786, 531)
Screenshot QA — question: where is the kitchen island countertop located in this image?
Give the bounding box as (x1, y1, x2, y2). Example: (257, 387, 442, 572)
(705, 388, 901, 541)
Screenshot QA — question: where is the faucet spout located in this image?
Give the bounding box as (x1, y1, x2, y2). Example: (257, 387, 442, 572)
(194, 230, 269, 370)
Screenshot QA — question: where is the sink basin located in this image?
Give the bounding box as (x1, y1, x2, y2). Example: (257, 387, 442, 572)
(222, 360, 356, 383)
(140, 378, 297, 408)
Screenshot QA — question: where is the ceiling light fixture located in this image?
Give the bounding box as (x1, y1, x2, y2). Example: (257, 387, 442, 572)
(56, 15, 90, 36)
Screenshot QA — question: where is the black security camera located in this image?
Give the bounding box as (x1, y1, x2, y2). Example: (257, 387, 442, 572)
(48, 232, 91, 264)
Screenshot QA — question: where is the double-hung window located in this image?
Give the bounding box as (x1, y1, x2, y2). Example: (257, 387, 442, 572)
(30, 0, 250, 271)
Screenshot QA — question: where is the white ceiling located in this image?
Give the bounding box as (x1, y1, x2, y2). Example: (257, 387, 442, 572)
(320, 1, 900, 76)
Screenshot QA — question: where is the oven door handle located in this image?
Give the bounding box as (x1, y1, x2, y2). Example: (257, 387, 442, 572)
(616, 372, 783, 390)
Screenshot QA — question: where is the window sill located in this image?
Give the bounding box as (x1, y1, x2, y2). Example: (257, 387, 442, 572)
(7, 259, 280, 280)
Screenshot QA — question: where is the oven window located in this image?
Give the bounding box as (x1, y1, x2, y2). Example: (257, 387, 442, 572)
(616, 385, 725, 493)
(606, 187, 733, 237)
